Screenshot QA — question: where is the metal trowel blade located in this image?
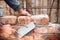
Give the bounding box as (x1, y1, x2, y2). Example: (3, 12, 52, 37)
(17, 22, 35, 38)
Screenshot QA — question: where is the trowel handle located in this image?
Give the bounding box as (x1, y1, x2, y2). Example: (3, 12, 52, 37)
(0, 23, 4, 27)
(0, 23, 4, 30)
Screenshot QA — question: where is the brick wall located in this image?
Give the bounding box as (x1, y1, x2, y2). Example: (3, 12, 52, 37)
(0, 0, 60, 23)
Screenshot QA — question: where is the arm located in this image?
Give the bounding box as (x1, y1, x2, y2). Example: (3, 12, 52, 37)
(4, 0, 21, 11)
(4, 0, 31, 16)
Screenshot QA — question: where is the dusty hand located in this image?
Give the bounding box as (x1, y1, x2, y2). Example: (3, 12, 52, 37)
(19, 8, 31, 16)
(1, 25, 16, 38)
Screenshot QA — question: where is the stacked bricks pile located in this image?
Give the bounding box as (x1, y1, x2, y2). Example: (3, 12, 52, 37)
(1, 14, 60, 40)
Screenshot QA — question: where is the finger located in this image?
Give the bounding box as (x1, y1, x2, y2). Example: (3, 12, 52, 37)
(26, 13, 31, 16)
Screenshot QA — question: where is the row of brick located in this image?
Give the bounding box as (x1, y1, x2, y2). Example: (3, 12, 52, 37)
(1, 14, 49, 25)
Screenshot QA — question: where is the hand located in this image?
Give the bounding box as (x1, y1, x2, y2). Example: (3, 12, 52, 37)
(19, 8, 31, 16)
(1, 25, 16, 38)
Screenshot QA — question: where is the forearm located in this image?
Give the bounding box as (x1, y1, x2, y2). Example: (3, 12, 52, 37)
(4, 0, 21, 11)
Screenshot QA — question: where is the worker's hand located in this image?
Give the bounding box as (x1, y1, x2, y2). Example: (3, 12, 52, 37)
(19, 8, 31, 16)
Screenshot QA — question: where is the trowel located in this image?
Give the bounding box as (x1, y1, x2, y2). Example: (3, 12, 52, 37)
(16, 22, 35, 38)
